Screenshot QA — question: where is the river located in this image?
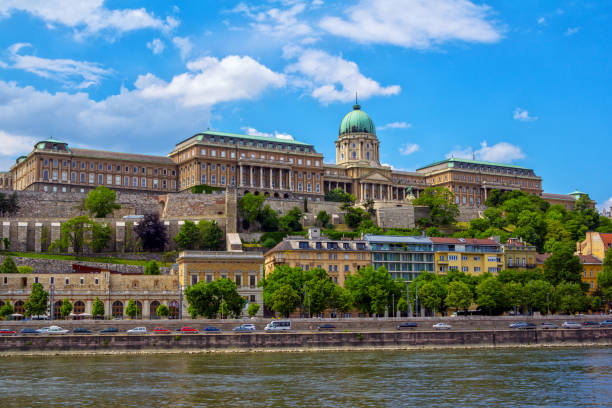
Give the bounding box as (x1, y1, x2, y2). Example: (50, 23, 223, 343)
(0, 347, 610, 407)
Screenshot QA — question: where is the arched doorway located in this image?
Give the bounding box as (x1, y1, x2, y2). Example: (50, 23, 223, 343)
(150, 301, 160, 319)
(112, 301, 123, 319)
(254, 191, 259, 196)
(283, 193, 289, 199)
(169, 301, 179, 319)
(74, 301, 85, 316)
(14, 300, 24, 320)
(53, 300, 62, 320)
(273, 192, 279, 198)
(135, 301, 143, 319)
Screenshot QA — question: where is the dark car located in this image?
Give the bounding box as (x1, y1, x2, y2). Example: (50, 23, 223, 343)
(509, 321, 528, 328)
(204, 326, 221, 333)
(318, 323, 336, 331)
(73, 328, 92, 334)
(582, 321, 600, 327)
(513, 322, 536, 330)
(20, 328, 39, 335)
(599, 320, 612, 327)
(99, 327, 119, 334)
(397, 322, 418, 330)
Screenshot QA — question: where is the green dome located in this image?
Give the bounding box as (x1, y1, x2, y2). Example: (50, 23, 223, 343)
(339, 104, 376, 135)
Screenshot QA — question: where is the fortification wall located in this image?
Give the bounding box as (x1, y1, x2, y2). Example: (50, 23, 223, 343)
(0, 255, 171, 274)
(376, 206, 430, 229)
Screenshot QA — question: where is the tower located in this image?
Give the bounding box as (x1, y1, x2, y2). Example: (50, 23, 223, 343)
(335, 103, 380, 167)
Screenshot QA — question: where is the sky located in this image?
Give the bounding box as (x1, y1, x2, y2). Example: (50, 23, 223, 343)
(0, 0, 610, 210)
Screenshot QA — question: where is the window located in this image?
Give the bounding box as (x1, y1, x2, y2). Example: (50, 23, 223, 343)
(98, 174, 103, 184)
(80, 277, 84, 285)
(439, 255, 445, 261)
(107, 175, 112, 184)
(95, 278, 99, 285)
(153, 179, 159, 188)
(211, 175, 216, 185)
(133, 177, 138, 187)
(299, 241, 309, 249)
(235, 275, 241, 287)
(448, 255, 458, 261)
(220, 176, 226, 185)
(141, 178, 147, 187)
(474, 267, 480, 272)
(65, 278, 70, 285)
(52, 170, 58, 180)
(89, 173, 94, 183)
(191, 274, 198, 285)
(211, 150, 216, 157)
(71, 172, 76, 182)
(201, 174, 207, 184)
(462, 267, 469, 272)
(43, 170, 49, 180)
(115, 175, 121, 185)
(461, 256, 468, 261)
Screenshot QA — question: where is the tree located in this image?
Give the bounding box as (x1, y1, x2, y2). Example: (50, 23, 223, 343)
(0, 301, 13, 320)
(238, 193, 265, 227)
(60, 298, 73, 319)
(134, 213, 168, 252)
(591, 296, 602, 313)
(554, 282, 588, 314)
(92, 297, 104, 318)
(325, 188, 355, 205)
(49, 216, 101, 254)
(198, 220, 225, 250)
(279, 207, 303, 232)
(24, 282, 48, 317)
(125, 299, 139, 318)
(419, 279, 447, 314)
(271, 284, 300, 317)
(91, 222, 112, 252)
(258, 205, 280, 232)
(330, 286, 354, 315)
(543, 242, 582, 286)
(476, 276, 505, 315)
(174, 220, 201, 250)
(528, 280, 554, 314)
(144, 260, 160, 275)
(315, 210, 331, 229)
(156, 304, 170, 318)
(344, 265, 404, 316)
(504, 282, 526, 314)
(413, 186, 459, 227)
(185, 278, 245, 318)
(247, 302, 260, 317)
(84, 185, 121, 218)
(304, 270, 337, 316)
(397, 297, 408, 314)
(17, 265, 33, 274)
(345, 207, 369, 229)
(0, 256, 18, 274)
(444, 281, 473, 313)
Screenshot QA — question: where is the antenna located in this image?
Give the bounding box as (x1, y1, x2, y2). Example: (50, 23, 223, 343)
(355, 92, 358, 105)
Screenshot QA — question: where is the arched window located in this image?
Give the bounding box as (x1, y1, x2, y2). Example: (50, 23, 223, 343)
(43, 170, 49, 180)
(112, 301, 123, 319)
(14, 300, 24, 315)
(150, 300, 160, 319)
(169, 301, 180, 319)
(74, 301, 85, 314)
(135, 301, 142, 319)
(53, 300, 62, 320)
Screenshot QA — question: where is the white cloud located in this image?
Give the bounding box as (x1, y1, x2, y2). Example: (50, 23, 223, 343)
(241, 127, 295, 140)
(0, 0, 177, 38)
(320, 0, 502, 49)
(4, 43, 112, 89)
(172, 36, 192, 59)
(147, 38, 165, 55)
(598, 196, 612, 212)
(399, 143, 419, 155)
(446, 141, 525, 163)
(381, 163, 415, 172)
(286, 49, 400, 104)
(379, 121, 412, 130)
(0, 130, 36, 156)
(565, 27, 580, 36)
(537, 17, 546, 25)
(513, 107, 538, 122)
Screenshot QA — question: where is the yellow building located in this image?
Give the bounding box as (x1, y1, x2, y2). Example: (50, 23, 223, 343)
(264, 228, 370, 287)
(176, 250, 264, 315)
(576, 231, 612, 260)
(578, 254, 603, 294)
(431, 237, 504, 275)
(502, 238, 537, 269)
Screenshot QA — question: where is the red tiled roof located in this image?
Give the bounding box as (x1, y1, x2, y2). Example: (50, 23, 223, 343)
(601, 233, 612, 249)
(577, 254, 603, 264)
(535, 253, 551, 264)
(429, 237, 499, 245)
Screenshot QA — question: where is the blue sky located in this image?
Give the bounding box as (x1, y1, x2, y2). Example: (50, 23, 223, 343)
(0, 1, 610, 209)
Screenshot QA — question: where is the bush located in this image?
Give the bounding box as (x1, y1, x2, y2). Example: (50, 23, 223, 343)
(248, 303, 260, 317)
(0, 256, 18, 274)
(144, 260, 160, 275)
(262, 238, 278, 248)
(162, 251, 178, 264)
(17, 265, 34, 274)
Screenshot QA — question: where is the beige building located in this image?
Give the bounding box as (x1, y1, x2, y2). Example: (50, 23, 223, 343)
(576, 231, 612, 261)
(502, 238, 537, 269)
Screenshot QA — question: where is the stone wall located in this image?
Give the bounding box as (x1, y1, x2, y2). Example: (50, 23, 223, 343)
(457, 206, 485, 223)
(0, 255, 171, 274)
(376, 206, 430, 229)
(161, 192, 226, 220)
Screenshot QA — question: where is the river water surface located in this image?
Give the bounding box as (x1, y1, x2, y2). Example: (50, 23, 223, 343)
(0, 347, 610, 407)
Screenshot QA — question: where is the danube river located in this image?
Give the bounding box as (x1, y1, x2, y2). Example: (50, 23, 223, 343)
(0, 347, 610, 407)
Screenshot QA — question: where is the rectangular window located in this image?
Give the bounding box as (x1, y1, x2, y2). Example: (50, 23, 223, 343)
(89, 173, 94, 183)
(80, 277, 84, 285)
(107, 174, 112, 184)
(61, 171, 67, 181)
(220, 176, 226, 185)
(211, 175, 216, 185)
(133, 177, 138, 187)
(153, 179, 159, 188)
(191, 275, 198, 285)
(201, 174, 207, 184)
(65, 278, 69, 285)
(235, 275, 241, 287)
(52, 170, 58, 180)
(71, 172, 76, 182)
(211, 150, 216, 157)
(474, 267, 481, 272)
(115, 175, 121, 185)
(461, 255, 468, 261)
(98, 174, 103, 184)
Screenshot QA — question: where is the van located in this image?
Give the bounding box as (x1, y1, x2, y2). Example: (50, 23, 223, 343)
(264, 320, 291, 331)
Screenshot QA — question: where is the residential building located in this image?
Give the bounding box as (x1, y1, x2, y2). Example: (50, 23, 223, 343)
(431, 237, 503, 275)
(578, 254, 603, 294)
(365, 235, 434, 281)
(576, 231, 612, 260)
(263, 228, 370, 286)
(502, 237, 537, 269)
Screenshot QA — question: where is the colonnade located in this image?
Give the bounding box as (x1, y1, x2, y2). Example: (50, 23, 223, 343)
(238, 165, 293, 190)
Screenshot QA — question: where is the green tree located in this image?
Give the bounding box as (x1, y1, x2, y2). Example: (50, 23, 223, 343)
(198, 220, 224, 250)
(413, 186, 459, 227)
(17, 265, 33, 274)
(344, 265, 404, 316)
(554, 282, 588, 314)
(591, 296, 602, 313)
(397, 297, 408, 314)
(144, 260, 160, 275)
(279, 207, 303, 232)
(598, 250, 612, 298)
(91, 222, 112, 252)
(247, 302, 260, 317)
(0, 256, 18, 274)
(271, 284, 300, 317)
(527, 280, 554, 314)
(419, 278, 447, 314)
(84, 185, 121, 218)
(543, 242, 583, 286)
(0, 301, 13, 320)
(24, 282, 48, 317)
(218, 300, 230, 318)
(92, 297, 104, 318)
(304, 270, 337, 316)
(345, 207, 369, 229)
(325, 188, 355, 205)
(60, 298, 73, 319)
(185, 278, 245, 318)
(238, 193, 266, 227)
(174, 220, 201, 250)
(444, 281, 473, 313)
(258, 205, 280, 232)
(125, 299, 139, 318)
(476, 276, 505, 315)
(156, 304, 170, 318)
(330, 286, 354, 315)
(503, 282, 526, 314)
(315, 210, 331, 229)
(49, 216, 100, 254)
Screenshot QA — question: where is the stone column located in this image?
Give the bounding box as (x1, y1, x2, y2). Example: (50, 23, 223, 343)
(17, 222, 27, 251)
(2, 222, 9, 250)
(86, 300, 93, 314)
(270, 168, 273, 188)
(289, 170, 293, 191)
(50, 222, 60, 248)
(251, 167, 255, 187)
(259, 167, 263, 188)
(239, 165, 243, 186)
(116, 222, 125, 253)
(142, 300, 150, 319)
(34, 223, 42, 253)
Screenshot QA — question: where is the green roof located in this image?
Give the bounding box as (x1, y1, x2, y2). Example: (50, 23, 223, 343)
(569, 190, 587, 197)
(417, 157, 530, 171)
(339, 104, 376, 135)
(176, 130, 312, 148)
(38, 138, 65, 144)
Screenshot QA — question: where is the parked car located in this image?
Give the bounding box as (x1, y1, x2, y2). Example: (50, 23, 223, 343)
(509, 321, 529, 328)
(126, 327, 147, 334)
(20, 328, 40, 335)
(37, 327, 52, 334)
(562, 321, 582, 329)
(599, 320, 612, 327)
(318, 323, 336, 331)
(397, 322, 418, 330)
(582, 321, 600, 327)
(432, 323, 452, 330)
(204, 326, 221, 333)
(47, 326, 69, 335)
(153, 327, 172, 334)
(233, 324, 256, 332)
(99, 327, 119, 334)
(513, 322, 537, 330)
(178, 326, 199, 334)
(0, 329, 16, 336)
(73, 328, 93, 334)
(540, 322, 558, 330)
(264, 321, 291, 331)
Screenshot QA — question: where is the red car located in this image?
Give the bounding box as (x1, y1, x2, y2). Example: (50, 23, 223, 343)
(153, 327, 171, 334)
(0, 329, 16, 336)
(179, 326, 199, 334)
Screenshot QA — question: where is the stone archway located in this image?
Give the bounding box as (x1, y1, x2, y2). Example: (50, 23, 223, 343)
(169, 301, 180, 319)
(150, 300, 160, 319)
(74, 301, 85, 315)
(53, 300, 62, 320)
(112, 301, 123, 319)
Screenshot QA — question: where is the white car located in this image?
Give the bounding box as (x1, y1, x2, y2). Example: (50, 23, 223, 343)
(562, 321, 582, 329)
(46, 326, 69, 335)
(433, 323, 452, 330)
(37, 327, 51, 334)
(127, 327, 147, 334)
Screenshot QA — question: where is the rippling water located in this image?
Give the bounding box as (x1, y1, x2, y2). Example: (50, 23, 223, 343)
(0, 347, 610, 407)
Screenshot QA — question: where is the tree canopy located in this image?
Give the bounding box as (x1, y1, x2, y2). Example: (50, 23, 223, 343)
(185, 278, 245, 318)
(135, 213, 168, 252)
(24, 282, 48, 317)
(413, 186, 459, 227)
(1, 256, 18, 274)
(84, 186, 121, 218)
